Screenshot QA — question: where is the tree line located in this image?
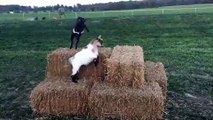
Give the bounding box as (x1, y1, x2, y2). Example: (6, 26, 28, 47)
(0, 0, 212, 13)
(81, 0, 212, 11)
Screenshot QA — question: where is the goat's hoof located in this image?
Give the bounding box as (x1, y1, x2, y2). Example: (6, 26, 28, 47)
(94, 62, 98, 66)
(72, 79, 78, 83)
(71, 75, 78, 83)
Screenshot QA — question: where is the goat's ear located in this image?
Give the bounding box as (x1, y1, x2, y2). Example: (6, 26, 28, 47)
(98, 35, 103, 41)
(98, 35, 102, 39)
(97, 35, 103, 44)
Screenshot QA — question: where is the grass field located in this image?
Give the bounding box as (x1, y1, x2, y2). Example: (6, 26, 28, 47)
(0, 4, 213, 120)
(0, 4, 213, 21)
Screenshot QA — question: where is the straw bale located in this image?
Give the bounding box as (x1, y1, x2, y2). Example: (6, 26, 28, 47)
(88, 82, 164, 120)
(106, 45, 145, 88)
(145, 61, 167, 98)
(99, 48, 112, 58)
(46, 48, 78, 77)
(110, 45, 143, 59)
(30, 78, 92, 116)
(46, 48, 112, 82)
(78, 48, 112, 83)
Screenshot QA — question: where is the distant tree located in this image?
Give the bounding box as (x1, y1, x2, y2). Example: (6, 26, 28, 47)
(67, 6, 74, 12)
(77, 3, 82, 11)
(0, 0, 213, 13)
(58, 7, 65, 19)
(56, 4, 61, 10)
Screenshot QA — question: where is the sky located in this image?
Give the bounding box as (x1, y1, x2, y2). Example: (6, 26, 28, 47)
(0, 0, 131, 7)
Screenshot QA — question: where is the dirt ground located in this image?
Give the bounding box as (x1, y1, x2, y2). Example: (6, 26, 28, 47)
(166, 91, 213, 120)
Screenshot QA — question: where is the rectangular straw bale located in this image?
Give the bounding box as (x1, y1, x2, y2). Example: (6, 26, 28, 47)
(46, 48, 112, 82)
(145, 61, 168, 98)
(106, 46, 145, 88)
(109, 46, 123, 59)
(88, 82, 164, 120)
(47, 48, 78, 77)
(78, 48, 112, 83)
(111, 45, 142, 56)
(30, 79, 92, 116)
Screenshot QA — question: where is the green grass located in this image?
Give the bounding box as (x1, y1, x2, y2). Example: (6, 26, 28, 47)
(0, 12, 213, 119)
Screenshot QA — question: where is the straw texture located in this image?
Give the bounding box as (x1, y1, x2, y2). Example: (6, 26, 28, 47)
(106, 46, 145, 88)
(46, 48, 112, 82)
(30, 78, 92, 116)
(145, 61, 168, 98)
(88, 82, 164, 120)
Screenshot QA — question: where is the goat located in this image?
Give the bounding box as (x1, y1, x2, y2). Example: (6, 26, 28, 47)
(70, 17, 89, 49)
(68, 35, 103, 83)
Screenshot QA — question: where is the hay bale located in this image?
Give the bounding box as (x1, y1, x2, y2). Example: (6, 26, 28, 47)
(30, 78, 92, 116)
(106, 46, 145, 88)
(78, 48, 112, 83)
(46, 48, 112, 82)
(46, 48, 78, 77)
(88, 82, 164, 120)
(145, 61, 167, 98)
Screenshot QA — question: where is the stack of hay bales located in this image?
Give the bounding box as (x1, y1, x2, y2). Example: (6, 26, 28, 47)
(30, 46, 167, 119)
(88, 46, 167, 119)
(30, 48, 112, 115)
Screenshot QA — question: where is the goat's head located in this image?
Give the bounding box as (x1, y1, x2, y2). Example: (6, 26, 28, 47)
(91, 35, 103, 48)
(77, 17, 86, 24)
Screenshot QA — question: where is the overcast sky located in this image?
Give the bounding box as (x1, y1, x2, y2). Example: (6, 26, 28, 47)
(0, 0, 132, 7)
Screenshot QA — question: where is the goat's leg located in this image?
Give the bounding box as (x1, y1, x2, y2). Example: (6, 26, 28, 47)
(71, 74, 78, 83)
(70, 33, 75, 49)
(71, 65, 80, 83)
(94, 56, 99, 66)
(75, 35, 81, 49)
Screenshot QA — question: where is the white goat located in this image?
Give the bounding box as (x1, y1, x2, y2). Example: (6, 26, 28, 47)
(68, 35, 103, 83)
